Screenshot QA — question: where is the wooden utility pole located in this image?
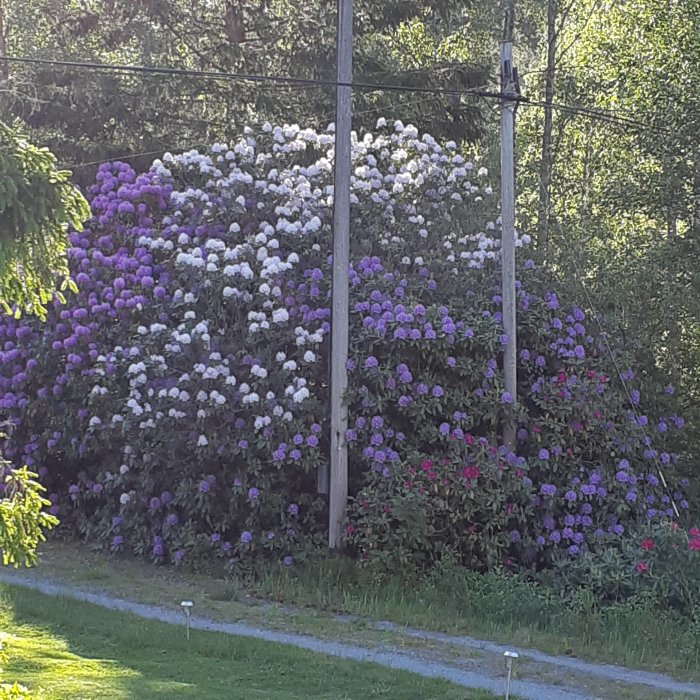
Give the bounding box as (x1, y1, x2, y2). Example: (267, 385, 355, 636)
(0, 0, 8, 82)
(537, 0, 556, 257)
(501, 5, 518, 449)
(328, 0, 352, 548)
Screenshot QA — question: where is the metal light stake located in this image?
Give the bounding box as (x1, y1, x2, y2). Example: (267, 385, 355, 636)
(181, 600, 194, 640)
(504, 650, 519, 700)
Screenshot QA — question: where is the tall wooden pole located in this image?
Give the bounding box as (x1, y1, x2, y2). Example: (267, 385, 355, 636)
(537, 0, 556, 258)
(501, 7, 517, 449)
(328, 0, 352, 548)
(0, 0, 8, 82)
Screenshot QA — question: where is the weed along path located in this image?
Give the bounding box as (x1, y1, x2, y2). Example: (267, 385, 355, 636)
(2, 569, 699, 700)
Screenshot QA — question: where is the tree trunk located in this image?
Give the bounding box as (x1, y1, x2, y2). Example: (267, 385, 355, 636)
(537, 0, 557, 258)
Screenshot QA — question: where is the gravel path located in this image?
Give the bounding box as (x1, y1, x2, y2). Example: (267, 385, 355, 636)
(2, 572, 699, 699)
(368, 619, 700, 695)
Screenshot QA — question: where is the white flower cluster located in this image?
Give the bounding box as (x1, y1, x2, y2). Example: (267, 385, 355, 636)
(81, 119, 520, 459)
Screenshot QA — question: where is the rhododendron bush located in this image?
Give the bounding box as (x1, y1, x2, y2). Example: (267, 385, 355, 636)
(0, 120, 688, 571)
(542, 522, 700, 615)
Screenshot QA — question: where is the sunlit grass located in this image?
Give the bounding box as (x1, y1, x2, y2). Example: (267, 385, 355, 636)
(1, 595, 140, 699)
(0, 582, 496, 699)
(0, 625, 139, 698)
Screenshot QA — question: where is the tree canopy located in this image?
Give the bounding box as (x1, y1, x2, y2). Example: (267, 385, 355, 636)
(1, 0, 499, 174)
(0, 122, 89, 318)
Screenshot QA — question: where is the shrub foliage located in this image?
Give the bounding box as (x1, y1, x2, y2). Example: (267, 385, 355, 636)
(0, 121, 687, 570)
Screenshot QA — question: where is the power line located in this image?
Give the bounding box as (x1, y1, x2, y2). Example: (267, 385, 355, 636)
(5, 53, 675, 143)
(3, 54, 667, 135)
(2, 55, 502, 100)
(58, 99, 667, 173)
(519, 96, 670, 136)
(57, 94, 478, 171)
(509, 66, 668, 133)
(59, 149, 176, 170)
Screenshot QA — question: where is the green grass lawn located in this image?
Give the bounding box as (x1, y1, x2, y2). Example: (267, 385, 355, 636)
(0, 582, 495, 699)
(259, 554, 700, 681)
(5, 541, 700, 685)
(8, 541, 700, 681)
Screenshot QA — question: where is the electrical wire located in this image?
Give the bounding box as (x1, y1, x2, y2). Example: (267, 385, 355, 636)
(509, 63, 673, 132)
(59, 149, 177, 170)
(2, 54, 670, 135)
(519, 96, 670, 136)
(1, 55, 502, 99)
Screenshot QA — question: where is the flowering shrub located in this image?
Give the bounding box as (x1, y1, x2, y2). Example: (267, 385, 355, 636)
(343, 260, 687, 570)
(0, 120, 687, 571)
(345, 435, 534, 571)
(542, 521, 700, 615)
